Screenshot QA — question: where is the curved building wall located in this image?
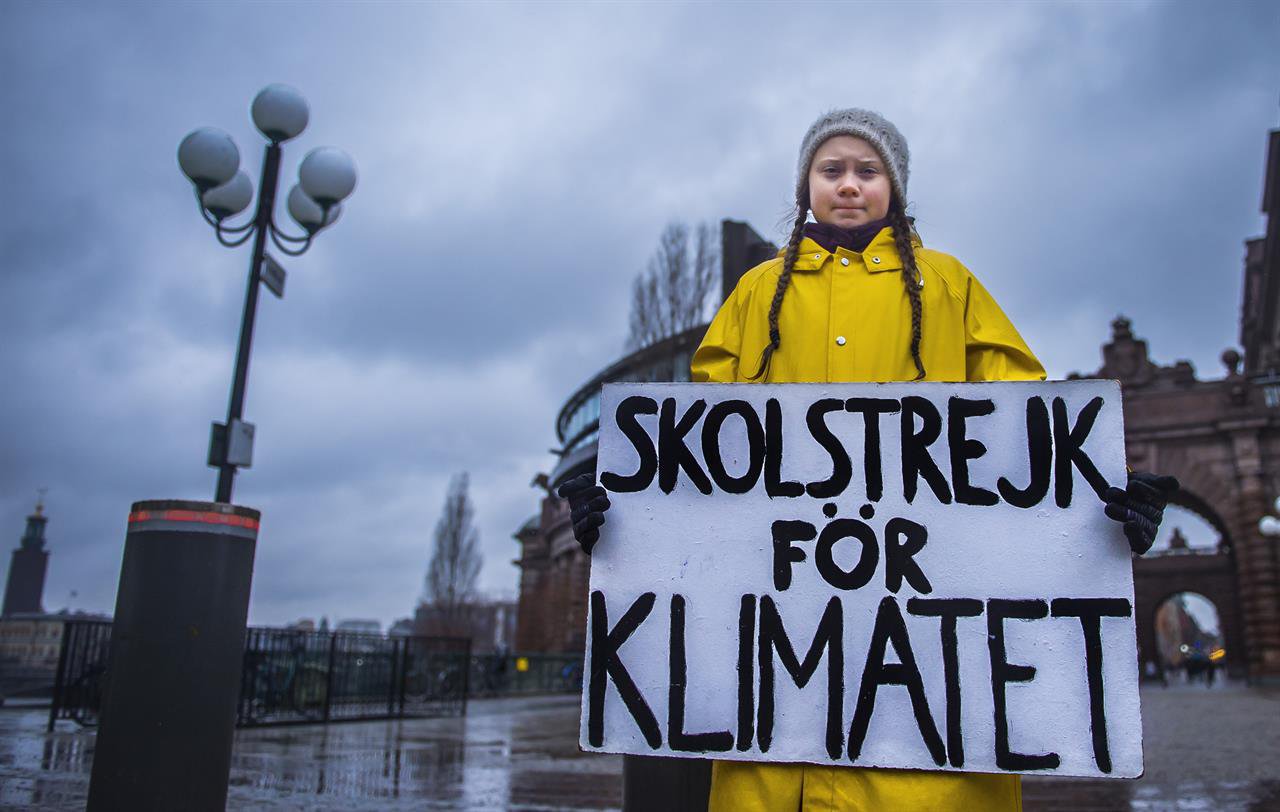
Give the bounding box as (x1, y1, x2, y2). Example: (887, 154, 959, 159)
(514, 327, 705, 653)
(550, 327, 704, 489)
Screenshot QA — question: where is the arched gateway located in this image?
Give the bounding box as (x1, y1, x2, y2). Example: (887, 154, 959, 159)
(1069, 311, 1279, 682)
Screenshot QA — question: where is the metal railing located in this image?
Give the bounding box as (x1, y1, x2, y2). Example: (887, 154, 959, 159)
(238, 628, 471, 726)
(48, 621, 471, 730)
(47, 620, 113, 730)
(467, 653, 583, 697)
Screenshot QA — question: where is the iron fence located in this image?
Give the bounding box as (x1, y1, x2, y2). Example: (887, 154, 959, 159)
(48, 621, 471, 730)
(47, 620, 113, 730)
(468, 653, 583, 696)
(238, 628, 471, 726)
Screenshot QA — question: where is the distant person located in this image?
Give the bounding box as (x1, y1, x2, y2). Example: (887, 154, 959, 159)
(560, 108, 1179, 811)
(1185, 652, 1207, 685)
(1152, 655, 1172, 681)
(492, 652, 508, 693)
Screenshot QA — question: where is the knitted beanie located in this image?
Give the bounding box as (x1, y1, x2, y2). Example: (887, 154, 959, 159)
(796, 108, 910, 204)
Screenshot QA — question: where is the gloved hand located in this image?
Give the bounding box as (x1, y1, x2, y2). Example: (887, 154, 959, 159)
(1103, 472, 1179, 555)
(557, 473, 611, 555)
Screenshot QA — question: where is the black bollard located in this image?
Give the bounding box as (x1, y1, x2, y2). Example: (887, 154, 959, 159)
(87, 500, 259, 812)
(623, 755, 712, 811)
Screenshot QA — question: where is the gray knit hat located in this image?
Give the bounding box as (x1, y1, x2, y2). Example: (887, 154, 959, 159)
(796, 108, 910, 204)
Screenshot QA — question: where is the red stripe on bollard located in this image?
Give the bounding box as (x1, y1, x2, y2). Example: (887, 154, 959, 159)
(128, 509, 259, 531)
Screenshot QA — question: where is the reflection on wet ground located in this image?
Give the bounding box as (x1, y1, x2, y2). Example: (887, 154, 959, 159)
(224, 695, 623, 810)
(1, 695, 621, 811)
(2, 685, 1277, 810)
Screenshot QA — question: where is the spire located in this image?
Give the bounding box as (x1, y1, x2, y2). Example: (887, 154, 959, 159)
(1111, 314, 1133, 341)
(21, 492, 49, 551)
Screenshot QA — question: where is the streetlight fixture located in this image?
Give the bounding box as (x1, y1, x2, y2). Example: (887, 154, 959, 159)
(177, 83, 356, 503)
(86, 85, 356, 812)
(1258, 496, 1280, 536)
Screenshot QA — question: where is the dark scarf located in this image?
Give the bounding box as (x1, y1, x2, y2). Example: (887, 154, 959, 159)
(803, 217, 891, 254)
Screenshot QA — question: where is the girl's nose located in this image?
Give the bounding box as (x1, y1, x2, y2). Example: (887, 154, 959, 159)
(838, 174, 860, 196)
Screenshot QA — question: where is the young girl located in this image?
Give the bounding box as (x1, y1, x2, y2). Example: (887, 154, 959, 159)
(561, 108, 1175, 811)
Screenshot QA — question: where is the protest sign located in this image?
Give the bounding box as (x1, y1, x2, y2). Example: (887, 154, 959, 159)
(579, 381, 1141, 778)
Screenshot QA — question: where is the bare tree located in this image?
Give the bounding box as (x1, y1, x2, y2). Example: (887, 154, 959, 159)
(627, 221, 719, 350)
(424, 473, 483, 633)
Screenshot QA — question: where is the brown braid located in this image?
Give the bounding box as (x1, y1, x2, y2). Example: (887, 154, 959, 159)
(887, 201, 926, 380)
(748, 189, 810, 380)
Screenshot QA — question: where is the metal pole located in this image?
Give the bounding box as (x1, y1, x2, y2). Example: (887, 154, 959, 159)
(323, 631, 338, 722)
(47, 620, 72, 733)
(387, 639, 400, 717)
(215, 142, 282, 504)
(398, 639, 410, 715)
(622, 756, 713, 812)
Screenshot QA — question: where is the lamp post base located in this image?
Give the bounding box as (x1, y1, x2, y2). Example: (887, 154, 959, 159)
(86, 500, 259, 812)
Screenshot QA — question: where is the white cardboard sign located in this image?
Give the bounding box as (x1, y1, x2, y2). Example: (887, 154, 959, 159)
(580, 381, 1141, 778)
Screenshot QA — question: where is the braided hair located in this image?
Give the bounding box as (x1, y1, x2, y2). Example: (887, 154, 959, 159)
(886, 199, 926, 380)
(747, 191, 927, 381)
(747, 187, 809, 380)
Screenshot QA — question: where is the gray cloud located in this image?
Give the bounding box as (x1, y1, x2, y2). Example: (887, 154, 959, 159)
(1, 0, 1277, 626)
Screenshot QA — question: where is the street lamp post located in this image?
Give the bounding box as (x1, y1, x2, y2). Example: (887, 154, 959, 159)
(86, 85, 355, 812)
(1258, 497, 1280, 537)
(176, 83, 356, 503)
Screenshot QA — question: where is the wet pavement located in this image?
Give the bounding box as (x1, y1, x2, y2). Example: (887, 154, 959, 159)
(1020, 681, 1280, 811)
(2, 684, 1277, 811)
(1, 695, 621, 811)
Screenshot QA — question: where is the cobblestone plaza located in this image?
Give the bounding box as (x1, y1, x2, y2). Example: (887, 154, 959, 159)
(2, 682, 1276, 811)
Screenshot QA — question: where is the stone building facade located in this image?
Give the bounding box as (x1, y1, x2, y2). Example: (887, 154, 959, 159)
(0, 614, 63, 671)
(1070, 317, 1257, 678)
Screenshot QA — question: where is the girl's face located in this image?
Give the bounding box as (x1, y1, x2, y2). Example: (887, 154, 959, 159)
(808, 135, 892, 227)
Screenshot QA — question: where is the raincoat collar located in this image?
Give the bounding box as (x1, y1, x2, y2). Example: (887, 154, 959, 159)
(788, 226, 921, 273)
(803, 218, 890, 253)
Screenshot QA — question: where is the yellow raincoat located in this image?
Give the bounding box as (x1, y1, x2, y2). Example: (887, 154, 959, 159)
(691, 228, 1045, 811)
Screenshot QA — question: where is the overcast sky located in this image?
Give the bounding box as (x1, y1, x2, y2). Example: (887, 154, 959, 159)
(1, 1, 1277, 628)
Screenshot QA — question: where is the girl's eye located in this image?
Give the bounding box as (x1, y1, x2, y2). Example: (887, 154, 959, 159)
(859, 167, 879, 176)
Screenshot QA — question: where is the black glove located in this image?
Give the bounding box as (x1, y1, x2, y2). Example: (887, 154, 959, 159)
(557, 473, 611, 555)
(1103, 472, 1178, 555)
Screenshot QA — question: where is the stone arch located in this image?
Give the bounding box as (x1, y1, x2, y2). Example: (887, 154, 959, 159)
(1142, 453, 1236, 552)
(1151, 591, 1226, 683)
(1132, 482, 1246, 678)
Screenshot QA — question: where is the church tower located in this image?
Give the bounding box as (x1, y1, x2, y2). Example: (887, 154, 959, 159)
(2, 497, 51, 616)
